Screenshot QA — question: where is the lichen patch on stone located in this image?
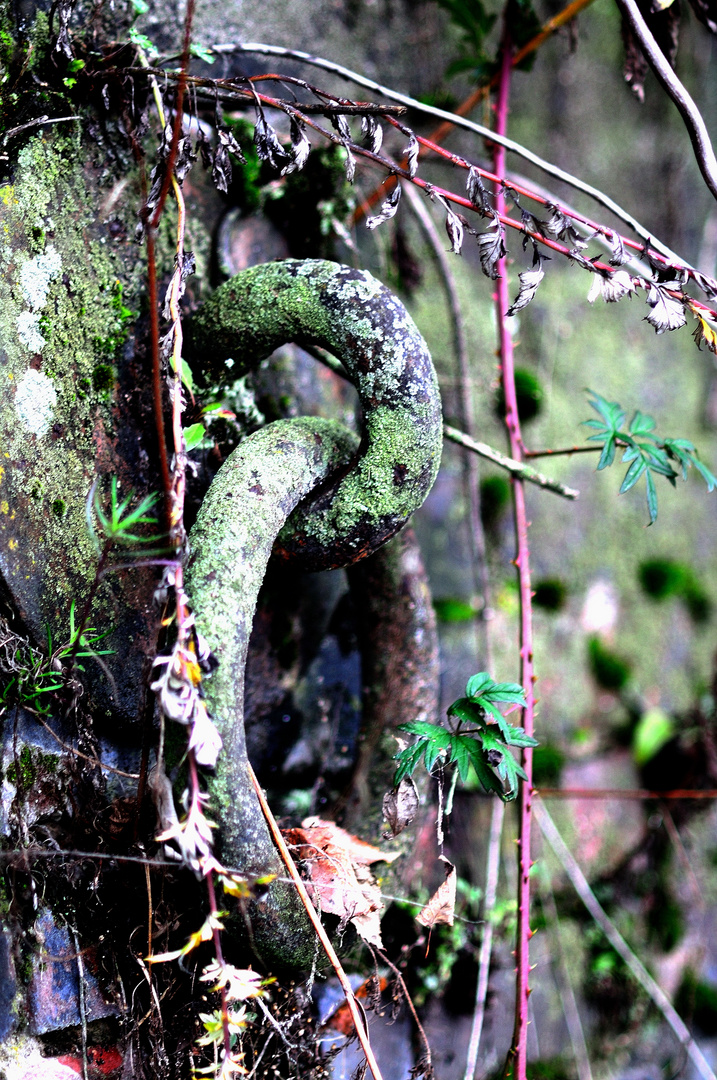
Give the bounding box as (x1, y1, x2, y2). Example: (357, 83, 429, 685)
(14, 370, 57, 436)
(19, 246, 62, 311)
(16, 311, 46, 354)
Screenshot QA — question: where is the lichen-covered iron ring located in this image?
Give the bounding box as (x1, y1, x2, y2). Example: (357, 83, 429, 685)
(185, 260, 442, 968)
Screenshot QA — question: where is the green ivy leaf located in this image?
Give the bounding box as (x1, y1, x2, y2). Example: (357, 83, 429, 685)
(183, 422, 206, 451)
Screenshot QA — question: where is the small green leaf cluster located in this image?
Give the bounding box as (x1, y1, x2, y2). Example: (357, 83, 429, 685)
(394, 672, 537, 801)
(584, 390, 717, 524)
(0, 604, 112, 714)
(89, 477, 159, 552)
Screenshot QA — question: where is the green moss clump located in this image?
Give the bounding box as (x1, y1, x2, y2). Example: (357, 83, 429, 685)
(638, 558, 687, 599)
(480, 475, 511, 530)
(6, 745, 36, 786)
(638, 559, 711, 623)
(587, 635, 631, 691)
(51, 498, 66, 518)
(495, 368, 543, 423)
(532, 744, 565, 786)
(433, 597, 475, 623)
(533, 578, 567, 612)
(92, 364, 115, 392)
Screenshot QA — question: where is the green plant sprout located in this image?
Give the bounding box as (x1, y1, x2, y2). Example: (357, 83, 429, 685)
(87, 476, 159, 553)
(393, 672, 537, 801)
(0, 603, 113, 714)
(583, 389, 717, 524)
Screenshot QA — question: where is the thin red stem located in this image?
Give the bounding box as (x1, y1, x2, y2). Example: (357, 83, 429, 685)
(146, 230, 172, 517)
(492, 30, 535, 1080)
(149, 0, 196, 231)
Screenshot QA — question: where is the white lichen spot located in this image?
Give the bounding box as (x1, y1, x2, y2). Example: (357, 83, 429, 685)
(15, 369, 57, 436)
(19, 246, 62, 311)
(16, 311, 46, 353)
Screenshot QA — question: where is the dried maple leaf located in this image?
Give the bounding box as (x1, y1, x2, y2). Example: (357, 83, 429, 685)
(282, 819, 399, 947)
(416, 856, 457, 929)
(300, 818, 401, 865)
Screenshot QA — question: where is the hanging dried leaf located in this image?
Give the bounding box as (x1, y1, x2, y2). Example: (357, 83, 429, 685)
(282, 116, 311, 175)
(543, 203, 572, 239)
(54, 0, 75, 58)
(477, 215, 506, 279)
(211, 128, 246, 193)
(173, 136, 196, 183)
(606, 229, 628, 267)
(406, 134, 420, 178)
(568, 248, 596, 270)
(343, 146, 356, 183)
(145, 161, 166, 214)
(299, 818, 401, 865)
(283, 818, 398, 948)
(506, 255, 545, 316)
(587, 270, 637, 304)
(253, 114, 288, 170)
(540, 203, 588, 249)
(361, 115, 383, 155)
(692, 270, 717, 299)
(196, 125, 213, 169)
(466, 166, 488, 211)
(383, 777, 419, 838)
(211, 146, 231, 194)
(645, 283, 687, 333)
(445, 205, 464, 255)
(649, 284, 688, 327)
(416, 856, 456, 929)
(520, 208, 541, 236)
(162, 250, 196, 319)
(366, 182, 401, 230)
(217, 125, 245, 161)
(687, 0, 717, 34)
(621, 0, 681, 102)
(331, 113, 351, 141)
(692, 312, 717, 353)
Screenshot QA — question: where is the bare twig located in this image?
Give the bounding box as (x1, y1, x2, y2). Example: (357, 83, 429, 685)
(491, 34, 534, 1080)
(524, 445, 602, 458)
(359, 0, 597, 220)
(536, 788, 717, 799)
(660, 804, 703, 906)
(71, 925, 89, 1080)
(249, 766, 385, 1080)
(375, 948, 433, 1073)
(464, 799, 504, 1080)
(615, 0, 717, 202)
(536, 870, 592, 1080)
(443, 425, 579, 499)
(402, 182, 493, 644)
(304, 347, 579, 498)
(31, 714, 140, 779)
(224, 43, 687, 264)
(534, 797, 717, 1080)
(2, 114, 80, 145)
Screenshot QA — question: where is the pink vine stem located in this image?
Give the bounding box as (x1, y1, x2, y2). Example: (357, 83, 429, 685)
(492, 27, 536, 1080)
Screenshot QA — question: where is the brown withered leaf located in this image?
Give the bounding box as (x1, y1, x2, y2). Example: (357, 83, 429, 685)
(621, 0, 681, 102)
(282, 818, 399, 948)
(416, 856, 456, 929)
(300, 817, 401, 865)
(383, 778, 419, 839)
(323, 975, 388, 1036)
